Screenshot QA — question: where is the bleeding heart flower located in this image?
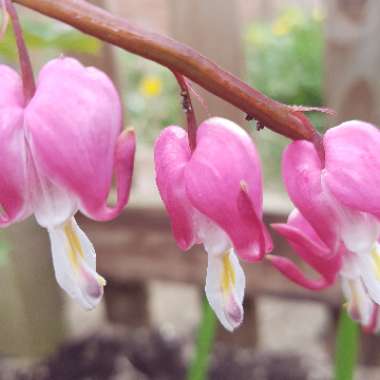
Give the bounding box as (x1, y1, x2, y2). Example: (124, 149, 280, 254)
(269, 120, 380, 332)
(0, 57, 136, 309)
(154, 117, 272, 331)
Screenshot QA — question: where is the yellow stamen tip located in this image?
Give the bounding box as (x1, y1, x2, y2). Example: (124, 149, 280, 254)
(97, 275, 107, 287)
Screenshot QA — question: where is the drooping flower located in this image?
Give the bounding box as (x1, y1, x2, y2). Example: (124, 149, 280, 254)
(269, 120, 380, 332)
(0, 57, 136, 309)
(154, 118, 272, 331)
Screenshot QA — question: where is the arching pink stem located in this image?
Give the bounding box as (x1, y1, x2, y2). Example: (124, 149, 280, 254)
(5, 0, 35, 104)
(172, 71, 197, 152)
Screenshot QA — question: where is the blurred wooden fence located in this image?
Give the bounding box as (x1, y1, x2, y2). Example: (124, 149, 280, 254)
(325, 0, 380, 126)
(78, 208, 341, 347)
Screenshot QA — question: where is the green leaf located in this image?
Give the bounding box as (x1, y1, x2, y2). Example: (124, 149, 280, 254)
(0, 234, 11, 267)
(187, 298, 218, 380)
(334, 309, 359, 380)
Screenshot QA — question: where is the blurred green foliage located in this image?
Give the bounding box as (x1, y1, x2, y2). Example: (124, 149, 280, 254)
(244, 7, 325, 189)
(246, 8, 323, 111)
(0, 18, 100, 62)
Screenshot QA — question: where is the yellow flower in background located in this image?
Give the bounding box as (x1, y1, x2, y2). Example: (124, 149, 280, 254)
(140, 75, 162, 97)
(245, 25, 269, 47)
(272, 19, 290, 36)
(272, 8, 305, 37)
(312, 7, 326, 22)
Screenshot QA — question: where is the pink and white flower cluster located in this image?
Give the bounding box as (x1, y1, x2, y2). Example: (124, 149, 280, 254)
(1, 54, 380, 334)
(155, 118, 380, 333)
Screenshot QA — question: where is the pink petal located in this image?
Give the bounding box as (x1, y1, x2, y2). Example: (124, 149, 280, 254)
(363, 304, 379, 334)
(185, 118, 272, 261)
(324, 121, 380, 219)
(236, 184, 273, 260)
(25, 57, 123, 218)
(272, 211, 342, 282)
(268, 255, 332, 290)
(154, 126, 197, 250)
(283, 140, 340, 249)
(270, 209, 342, 290)
(0, 65, 24, 108)
(0, 66, 30, 225)
(82, 128, 136, 221)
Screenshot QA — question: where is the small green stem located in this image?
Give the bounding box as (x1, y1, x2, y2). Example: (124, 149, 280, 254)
(187, 298, 217, 380)
(334, 308, 359, 380)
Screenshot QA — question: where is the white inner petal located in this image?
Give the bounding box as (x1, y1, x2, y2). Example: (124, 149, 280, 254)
(25, 137, 76, 228)
(321, 176, 380, 255)
(355, 244, 380, 306)
(341, 251, 362, 279)
(339, 210, 380, 255)
(193, 210, 230, 256)
(205, 248, 245, 331)
(341, 276, 373, 326)
(48, 217, 105, 310)
(34, 182, 76, 227)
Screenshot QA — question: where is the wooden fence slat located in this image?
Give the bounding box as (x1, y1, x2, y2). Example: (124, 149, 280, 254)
(170, 0, 245, 125)
(325, 0, 380, 125)
(0, 221, 65, 357)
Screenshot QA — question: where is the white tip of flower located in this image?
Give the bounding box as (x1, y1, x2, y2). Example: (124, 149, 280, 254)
(342, 277, 372, 326)
(48, 217, 105, 310)
(205, 249, 245, 331)
(356, 246, 380, 306)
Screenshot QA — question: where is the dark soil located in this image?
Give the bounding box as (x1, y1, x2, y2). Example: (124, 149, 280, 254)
(0, 329, 324, 380)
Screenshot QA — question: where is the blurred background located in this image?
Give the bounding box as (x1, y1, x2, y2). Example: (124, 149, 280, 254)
(0, 0, 379, 379)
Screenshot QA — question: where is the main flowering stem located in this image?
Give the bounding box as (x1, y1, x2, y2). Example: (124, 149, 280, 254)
(13, 0, 317, 141)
